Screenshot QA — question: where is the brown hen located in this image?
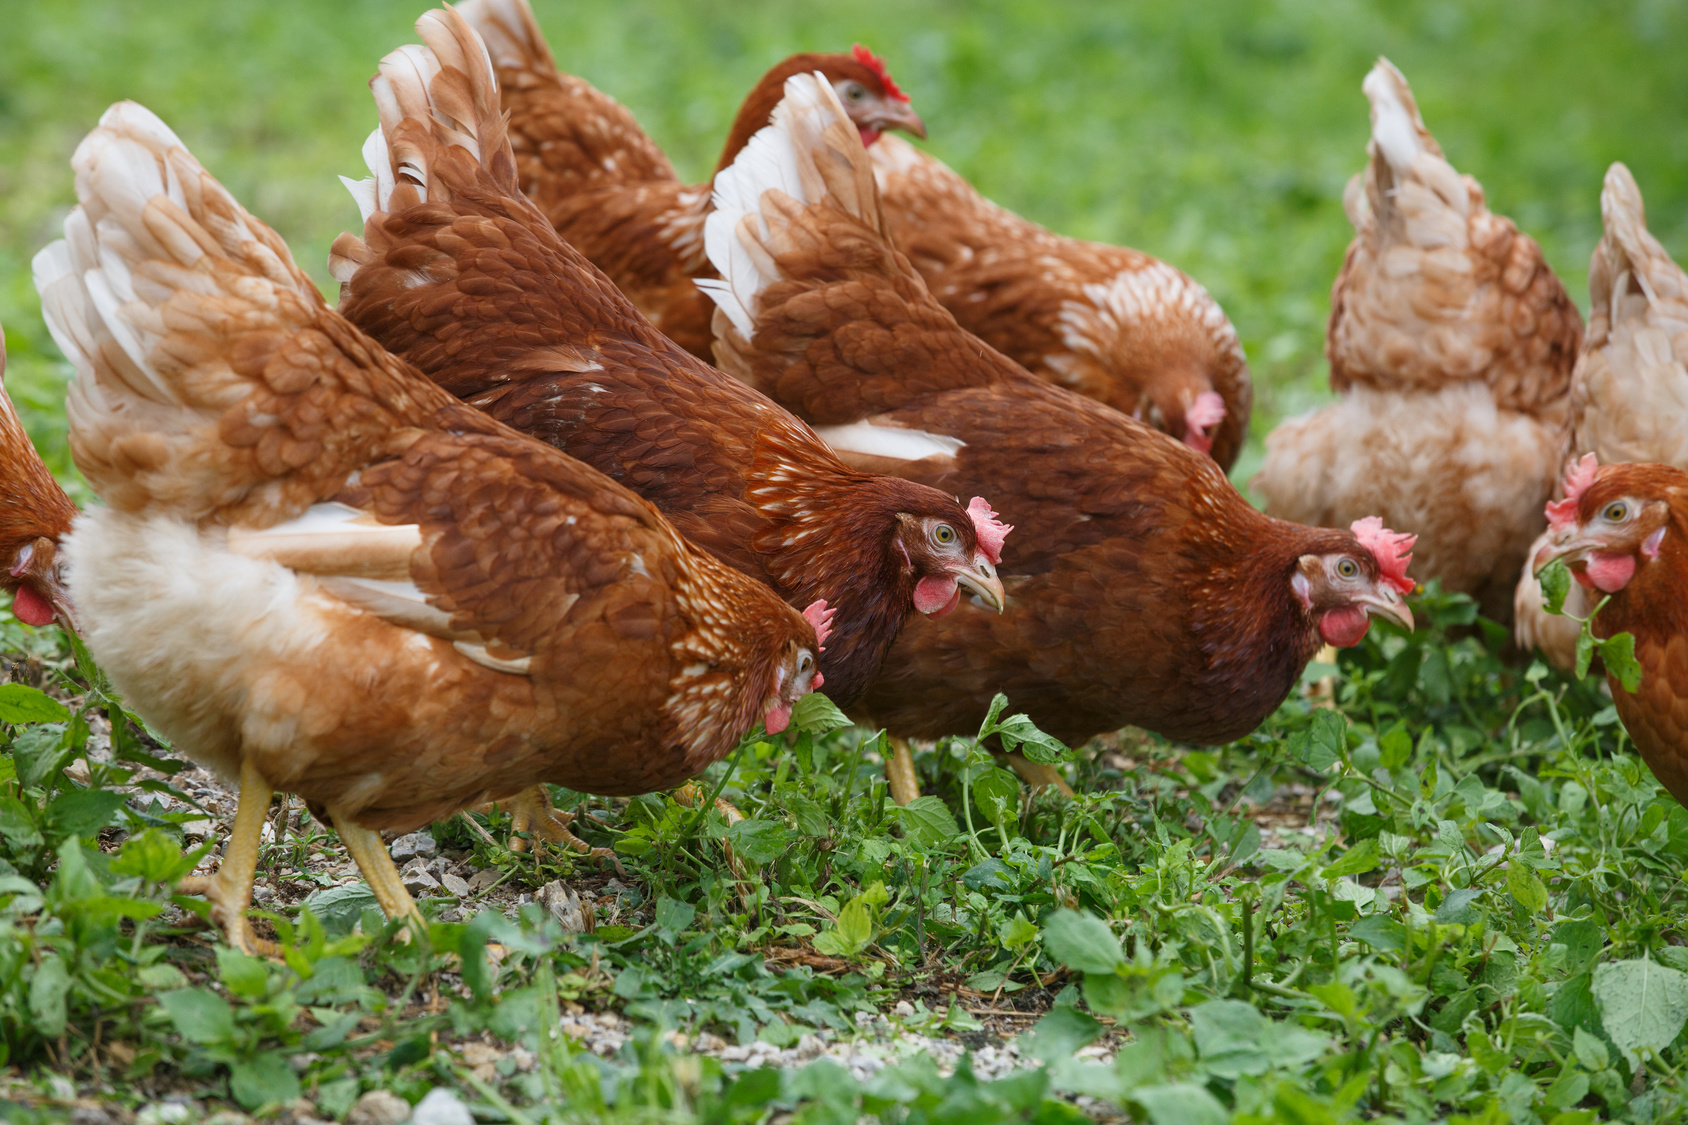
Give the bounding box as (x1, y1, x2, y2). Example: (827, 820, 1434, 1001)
(868, 136, 1251, 469)
(36, 98, 823, 954)
(1517, 164, 1688, 668)
(1255, 58, 1582, 624)
(456, 0, 924, 358)
(330, 9, 1004, 722)
(703, 77, 1416, 779)
(1534, 458, 1688, 806)
(0, 324, 77, 630)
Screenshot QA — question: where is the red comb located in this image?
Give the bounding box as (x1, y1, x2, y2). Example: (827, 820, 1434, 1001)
(967, 497, 1012, 565)
(1349, 516, 1416, 596)
(851, 44, 908, 103)
(1546, 453, 1600, 531)
(802, 599, 835, 650)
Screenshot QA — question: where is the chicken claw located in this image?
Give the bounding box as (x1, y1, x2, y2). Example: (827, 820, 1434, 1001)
(482, 786, 620, 869)
(332, 816, 424, 938)
(1005, 753, 1074, 798)
(174, 760, 278, 956)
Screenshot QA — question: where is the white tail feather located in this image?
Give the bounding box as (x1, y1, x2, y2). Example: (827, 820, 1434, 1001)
(702, 73, 860, 342)
(1362, 59, 1423, 176)
(457, 0, 556, 72)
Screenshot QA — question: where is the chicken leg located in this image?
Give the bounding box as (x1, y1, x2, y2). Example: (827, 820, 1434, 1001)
(886, 736, 922, 806)
(332, 813, 423, 931)
(1005, 753, 1075, 798)
(175, 758, 276, 956)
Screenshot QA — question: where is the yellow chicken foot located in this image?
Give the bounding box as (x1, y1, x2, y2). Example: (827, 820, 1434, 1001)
(332, 813, 424, 939)
(174, 758, 277, 956)
(483, 785, 620, 868)
(1005, 752, 1075, 798)
(1308, 643, 1340, 709)
(886, 736, 922, 806)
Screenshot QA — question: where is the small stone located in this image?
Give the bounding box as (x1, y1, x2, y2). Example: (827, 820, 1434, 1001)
(204, 1113, 253, 1125)
(892, 1000, 915, 1018)
(719, 1045, 750, 1062)
(466, 869, 502, 893)
(460, 1043, 501, 1066)
(70, 1109, 118, 1125)
(390, 832, 437, 861)
(795, 1034, 825, 1061)
(440, 873, 470, 898)
(508, 1046, 536, 1071)
(536, 880, 590, 932)
(401, 861, 440, 892)
(136, 1103, 196, 1125)
(346, 1089, 410, 1125)
(409, 1089, 474, 1125)
(695, 1032, 728, 1053)
(180, 819, 215, 840)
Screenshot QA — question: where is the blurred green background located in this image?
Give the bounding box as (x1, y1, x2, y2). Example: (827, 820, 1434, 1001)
(3, 0, 1685, 494)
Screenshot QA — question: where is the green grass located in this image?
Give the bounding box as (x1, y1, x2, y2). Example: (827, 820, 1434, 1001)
(5, 2, 1688, 1122)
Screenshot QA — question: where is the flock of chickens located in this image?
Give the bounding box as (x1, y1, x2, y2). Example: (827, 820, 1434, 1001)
(1, 1, 1684, 955)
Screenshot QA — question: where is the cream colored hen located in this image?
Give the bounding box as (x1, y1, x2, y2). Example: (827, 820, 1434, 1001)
(1254, 59, 1582, 624)
(1515, 163, 1688, 667)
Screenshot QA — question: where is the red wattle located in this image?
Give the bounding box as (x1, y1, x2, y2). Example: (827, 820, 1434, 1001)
(858, 127, 882, 147)
(764, 703, 793, 735)
(913, 576, 959, 615)
(1319, 604, 1371, 648)
(10, 585, 54, 627)
(1584, 552, 1636, 593)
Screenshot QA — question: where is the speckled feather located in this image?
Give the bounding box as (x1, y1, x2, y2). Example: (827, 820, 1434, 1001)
(38, 100, 818, 833)
(865, 135, 1252, 470)
(333, 9, 986, 706)
(0, 332, 77, 617)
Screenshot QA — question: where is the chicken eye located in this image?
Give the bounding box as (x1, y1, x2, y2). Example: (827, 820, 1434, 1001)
(1603, 502, 1628, 522)
(933, 523, 956, 545)
(1336, 558, 1359, 579)
(844, 82, 866, 101)
(798, 653, 813, 675)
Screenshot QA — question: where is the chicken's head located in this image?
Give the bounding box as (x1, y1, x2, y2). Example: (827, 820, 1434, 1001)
(715, 46, 925, 172)
(5, 536, 76, 632)
(762, 601, 832, 735)
(1534, 455, 1684, 595)
(894, 496, 1009, 618)
(1291, 517, 1416, 647)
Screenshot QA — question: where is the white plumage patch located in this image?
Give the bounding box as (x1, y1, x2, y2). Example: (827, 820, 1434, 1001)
(813, 420, 965, 463)
(1363, 61, 1423, 177)
(701, 73, 849, 340)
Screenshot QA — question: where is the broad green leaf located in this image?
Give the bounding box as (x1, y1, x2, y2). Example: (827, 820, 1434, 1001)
(11, 724, 73, 790)
(28, 953, 69, 1037)
(971, 766, 1020, 827)
(894, 796, 961, 849)
(159, 987, 236, 1044)
(813, 896, 873, 958)
(991, 711, 1071, 764)
(654, 896, 696, 940)
(788, 692, 849, 734)
(1290, 708, 1346, 772)
(1378, 727, 1413, 770)
(999, 915, 1038, 952)
(229, 1052, 302, 1111)
(725, 818, 790, 865)
(1042, 909, 1123, 975)
(1132, 1083, 1228, 1125)
(111, 828, 208, 885)
(1575, 628, 1595, 680)
(1600, 633, 1642, 692)
(1539, 558, 1571, 615)
(0, 683, 70, 725)
(1322, 837, 1380, 879)
(1507, 860, 1549, 914)
(974, 693, 1010, 741)
(1435, 888, 1483, 925)
(1592, 957, 1688, 1065)
(216, 947, 271, 1000)
(1019, 1005, 1102, 1063)
(0, 796, 43, 852)
(44, 788, 127, 839)
(300, 884, 379, 937)
(1572, 1025, 1610, 1071)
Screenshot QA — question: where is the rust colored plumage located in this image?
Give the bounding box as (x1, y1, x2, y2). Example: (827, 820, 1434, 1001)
(38, 95, 821, 949)
(456, 0, 924, 359)
(867, 136, 1252, 469)
(1534, 462, 1688, 806)
(1255, 59, 1582, 624)
(332, 8, 999, 707)
(0, 327, 77, 630)
(704, 77, 1415, 747)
